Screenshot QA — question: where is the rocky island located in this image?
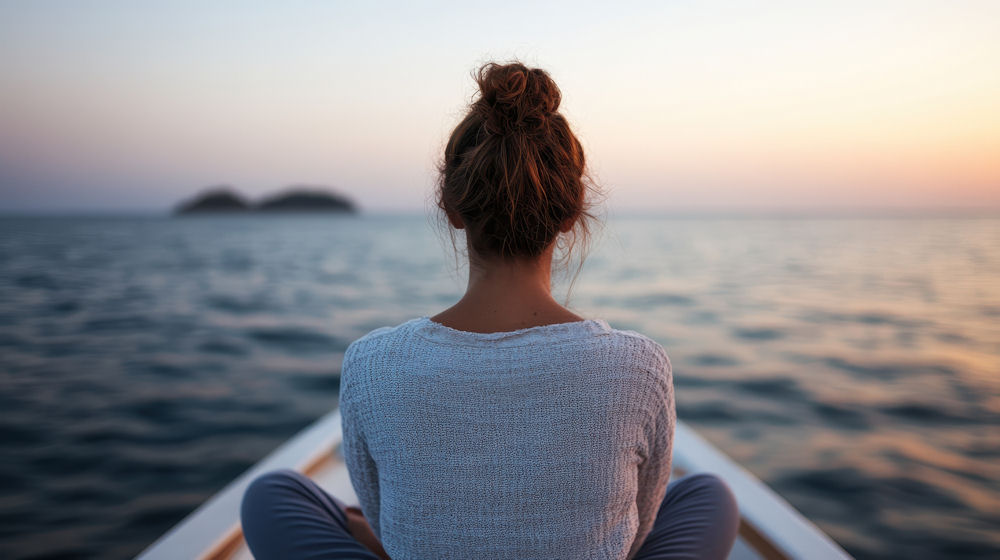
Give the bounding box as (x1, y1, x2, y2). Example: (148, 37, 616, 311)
(257, 188, 355, 213)
(175, 187, 251, 213)
(175, 186, 357, 215)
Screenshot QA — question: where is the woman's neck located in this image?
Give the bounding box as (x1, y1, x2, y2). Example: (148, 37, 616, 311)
(431, 248, 583, 333)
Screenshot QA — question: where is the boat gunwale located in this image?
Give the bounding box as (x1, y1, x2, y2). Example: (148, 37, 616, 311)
(673, 422, 851, 559)
(136, 411, 344, 560)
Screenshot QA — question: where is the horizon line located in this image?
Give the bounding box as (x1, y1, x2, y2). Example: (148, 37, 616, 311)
(3, 206, 1000, 219)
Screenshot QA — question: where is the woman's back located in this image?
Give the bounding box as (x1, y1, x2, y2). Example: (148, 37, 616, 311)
(339, 316, 675, 560)
(240, 61, 737, 560)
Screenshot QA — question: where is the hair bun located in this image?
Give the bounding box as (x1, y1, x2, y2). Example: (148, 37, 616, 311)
(473, 62, 562, 136)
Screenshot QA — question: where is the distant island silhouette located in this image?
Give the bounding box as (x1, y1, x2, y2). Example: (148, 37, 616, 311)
(176, 186, 357, 214)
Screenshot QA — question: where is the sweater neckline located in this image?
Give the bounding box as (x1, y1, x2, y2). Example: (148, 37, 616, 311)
(414, 316, 612, 347)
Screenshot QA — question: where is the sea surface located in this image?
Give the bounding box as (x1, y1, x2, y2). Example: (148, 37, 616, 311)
(0, 214, 998, 559)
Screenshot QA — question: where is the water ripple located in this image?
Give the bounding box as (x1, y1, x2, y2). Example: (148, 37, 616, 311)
(0, 215, 998, 559)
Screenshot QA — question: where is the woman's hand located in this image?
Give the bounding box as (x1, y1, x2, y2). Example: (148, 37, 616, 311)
(344, 506, 391, 560)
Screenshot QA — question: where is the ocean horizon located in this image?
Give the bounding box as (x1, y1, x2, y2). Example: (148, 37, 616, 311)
(3, 206, 1000, 218)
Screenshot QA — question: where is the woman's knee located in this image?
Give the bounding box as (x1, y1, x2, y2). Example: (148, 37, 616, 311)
(241, 469, 304, 515)
(677, 473, 740, 529)
(678, 472, 733, 496)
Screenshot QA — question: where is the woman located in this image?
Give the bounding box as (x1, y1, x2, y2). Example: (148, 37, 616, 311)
(241, 61, 739, 559)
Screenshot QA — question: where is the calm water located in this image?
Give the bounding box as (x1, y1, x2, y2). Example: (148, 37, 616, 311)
(0, 214, 998, 559)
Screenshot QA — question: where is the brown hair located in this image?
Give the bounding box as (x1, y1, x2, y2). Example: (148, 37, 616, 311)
(436, 61, 599, 265)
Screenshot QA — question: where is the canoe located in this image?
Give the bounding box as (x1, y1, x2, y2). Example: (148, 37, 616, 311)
(136, 410, 852, 559)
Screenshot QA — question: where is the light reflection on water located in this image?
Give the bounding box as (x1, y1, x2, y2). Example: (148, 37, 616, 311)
(0, 214, 997, 559)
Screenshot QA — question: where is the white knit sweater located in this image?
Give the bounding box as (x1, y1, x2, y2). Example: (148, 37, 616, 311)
(339, 316, 675, 560)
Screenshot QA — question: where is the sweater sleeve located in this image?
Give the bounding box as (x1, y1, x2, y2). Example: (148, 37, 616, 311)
(339, 347, 383, 540)
(627, 348, 675, 560)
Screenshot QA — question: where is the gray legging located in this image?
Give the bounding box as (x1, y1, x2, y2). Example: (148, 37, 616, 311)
(241, 469, 739, 559)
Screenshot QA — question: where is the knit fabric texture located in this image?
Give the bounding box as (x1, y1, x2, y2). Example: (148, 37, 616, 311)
(338, 316, 675, 560)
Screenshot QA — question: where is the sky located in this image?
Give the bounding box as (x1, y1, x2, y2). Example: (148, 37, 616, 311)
(0, 0, 998, 213)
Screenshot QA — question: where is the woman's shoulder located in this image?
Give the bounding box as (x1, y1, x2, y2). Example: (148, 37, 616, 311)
(602, 324, 671, 368)
(343, 317, 424, 360)
(592, 324, 673, 397)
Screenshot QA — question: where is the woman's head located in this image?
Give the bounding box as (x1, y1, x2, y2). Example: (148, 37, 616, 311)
(436, 61, 599, 265)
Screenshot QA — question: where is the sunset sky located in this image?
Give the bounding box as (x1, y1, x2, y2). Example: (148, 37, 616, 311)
(1, 0, 998, 213)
